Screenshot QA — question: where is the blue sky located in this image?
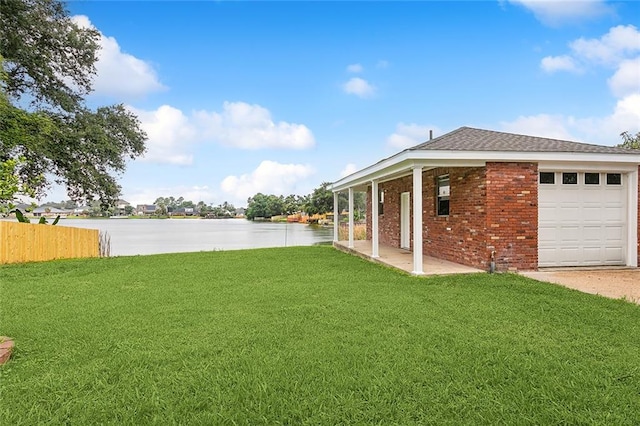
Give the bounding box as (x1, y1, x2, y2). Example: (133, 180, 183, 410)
(45, 0, 640, 207)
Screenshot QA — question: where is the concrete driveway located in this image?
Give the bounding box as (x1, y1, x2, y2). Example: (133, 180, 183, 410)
(522, 269, 640, 304)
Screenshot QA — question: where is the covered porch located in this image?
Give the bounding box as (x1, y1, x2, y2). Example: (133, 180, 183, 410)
(334, 240, 484, 276)
(331, 164, 481, 275)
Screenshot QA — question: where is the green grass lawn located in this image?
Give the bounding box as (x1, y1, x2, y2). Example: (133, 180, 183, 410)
(1, 246, 639, 424)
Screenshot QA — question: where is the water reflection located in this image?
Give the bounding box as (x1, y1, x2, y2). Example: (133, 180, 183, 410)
(57, 218, 334, 256)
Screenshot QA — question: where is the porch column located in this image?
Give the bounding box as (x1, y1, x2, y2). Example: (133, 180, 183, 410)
(333, 191, 339, 243)
(371, 180, 379, 258)
(412, 166, 424, 275)
(348, 187, 355, 248)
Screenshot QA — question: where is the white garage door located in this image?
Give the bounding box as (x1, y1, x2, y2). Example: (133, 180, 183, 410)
(539, 171, 627, 267)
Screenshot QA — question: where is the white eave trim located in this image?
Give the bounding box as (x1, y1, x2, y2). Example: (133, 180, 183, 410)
(330, 149, 640, 192)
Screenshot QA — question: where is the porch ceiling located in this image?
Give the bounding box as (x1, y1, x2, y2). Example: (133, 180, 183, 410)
(331, 157, 488, 192)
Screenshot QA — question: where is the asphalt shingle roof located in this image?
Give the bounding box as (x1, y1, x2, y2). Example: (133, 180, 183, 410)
(410, 127, 637, 154)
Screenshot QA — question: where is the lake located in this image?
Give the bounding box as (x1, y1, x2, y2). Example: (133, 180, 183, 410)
(54, 218, 334, 256)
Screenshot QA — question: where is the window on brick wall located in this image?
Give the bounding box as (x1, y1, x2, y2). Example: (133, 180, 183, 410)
(378, 190, 384, 215)
(437, 175, 450, 216)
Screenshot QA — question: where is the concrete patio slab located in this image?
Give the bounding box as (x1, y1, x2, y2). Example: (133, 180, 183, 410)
(334, 240, 484, 276)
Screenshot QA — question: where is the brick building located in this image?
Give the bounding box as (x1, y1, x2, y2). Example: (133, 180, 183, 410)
(330, 127, 640, 273)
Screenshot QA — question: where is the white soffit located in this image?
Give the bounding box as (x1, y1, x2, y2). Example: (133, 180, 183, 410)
(331, 150, 640, 192)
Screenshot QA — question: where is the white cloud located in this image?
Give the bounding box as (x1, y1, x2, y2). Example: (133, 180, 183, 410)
(539, 25, 640, 105)
(541, 25, 640, 75)
(500, 114, 578, 140)
(340, 163, 358, 178)
(220, 160, 315, 203)
(570, 25, 640, 66)
(346, 63, 363, 73)
(72, 15, 165, 98)
(376, 60, 389, 69)
(500, 93, 640, 145)
(342, 77, 376, 98)
(129, 105, 198, 165)
(508, 0, 613, 26)
(577, 93, 640, 142)
(386, 123, 441, 149)
(540, 55, 582, 73)
(195, 101, 315, 150)
(128, 102, 315, 165)
(608, 58, 640, 98)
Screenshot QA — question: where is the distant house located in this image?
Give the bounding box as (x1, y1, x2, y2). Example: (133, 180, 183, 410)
(235, 207, 246, 218)
(32, 206, 71, 218)
(115, 199, 130, 216)
(11, 203, 32, 214)
(172, 207, 195, 216)
(136, 204, 157, 215)
(74, 206, 91, 215)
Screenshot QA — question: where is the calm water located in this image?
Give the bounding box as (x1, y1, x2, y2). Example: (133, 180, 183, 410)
(54, 218, 334, 256)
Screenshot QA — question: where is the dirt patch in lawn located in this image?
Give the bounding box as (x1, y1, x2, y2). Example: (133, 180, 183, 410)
(0, 337, 15, 364)
(522, 269, 640, 304)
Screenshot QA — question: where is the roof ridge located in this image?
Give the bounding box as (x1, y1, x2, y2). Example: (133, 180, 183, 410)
(461, 126, 615, 148)
(405, 126, 637, 154)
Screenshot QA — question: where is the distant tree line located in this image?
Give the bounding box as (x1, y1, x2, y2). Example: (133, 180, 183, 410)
(32, 183, 367, 220)
(152, 197, 238, 218)
(245, 182, 366, 221)
(22, 197, 239, 218)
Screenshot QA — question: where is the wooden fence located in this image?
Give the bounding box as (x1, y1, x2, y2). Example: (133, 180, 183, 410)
(0, 221, 99, 264)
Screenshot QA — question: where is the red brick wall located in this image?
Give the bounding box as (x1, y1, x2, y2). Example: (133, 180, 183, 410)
(366, 163, 539, 272)
(368, 168, 489, 270)
(485, 162, 538, 271)
(422, 167, 488, 269)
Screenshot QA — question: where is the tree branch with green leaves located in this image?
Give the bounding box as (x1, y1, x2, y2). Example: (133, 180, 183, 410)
(0, 0, 147, 209)
(618, 131, 640, 150)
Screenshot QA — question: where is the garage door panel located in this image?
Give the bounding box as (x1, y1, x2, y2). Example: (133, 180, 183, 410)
(538, 226, 557, 243)
(603, 188, 624, 199)
(558, 206, 580, 220)
(557, 247, 580, 265)
(538, 171, 627, 267)
(582, 247, 604, 264)
(557, 226, 581, 242)
(581, 206, 602, 221)
(604, 206, 625, 221)
(583, 226, 604, 242)
(604, 247, 624, 263)
(538, 248, 557, 267)
(604, 225, 624, 243)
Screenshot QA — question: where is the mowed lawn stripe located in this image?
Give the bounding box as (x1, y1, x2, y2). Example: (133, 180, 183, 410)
(1, 246, 639, 424)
